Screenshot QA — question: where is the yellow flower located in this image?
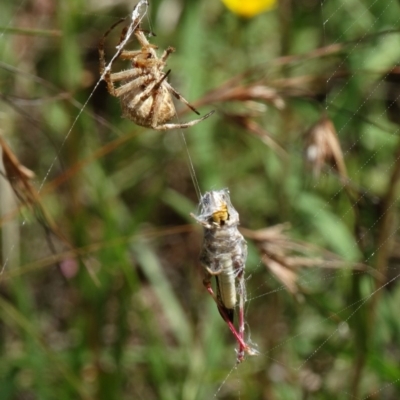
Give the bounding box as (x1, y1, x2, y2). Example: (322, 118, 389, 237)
(221, 0, 277, 18)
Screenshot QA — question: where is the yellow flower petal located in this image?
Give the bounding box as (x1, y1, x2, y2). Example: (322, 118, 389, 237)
(221, 0, 277, 18)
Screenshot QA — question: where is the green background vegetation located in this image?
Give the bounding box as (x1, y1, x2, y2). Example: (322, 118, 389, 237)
(1, 0, 400, 399)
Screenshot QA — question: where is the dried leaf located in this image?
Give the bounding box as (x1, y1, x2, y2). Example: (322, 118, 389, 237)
(304, 116, 347, 182)
(242, 224, 366, 296)
(197, 82, 285, 111)
(262, 254, 299, 295)
(225, 114, 287, 159)
(0, 134, 100, 285)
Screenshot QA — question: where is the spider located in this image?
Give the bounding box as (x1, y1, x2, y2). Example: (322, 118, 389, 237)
(99, 18, 214, 130)
(191, 189, 259, 363)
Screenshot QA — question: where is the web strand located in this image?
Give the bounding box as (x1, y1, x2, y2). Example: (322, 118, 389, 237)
(39, 0, 149, 193)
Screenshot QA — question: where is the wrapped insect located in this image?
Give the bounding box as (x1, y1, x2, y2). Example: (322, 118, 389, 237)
(191, 189, 258, 362)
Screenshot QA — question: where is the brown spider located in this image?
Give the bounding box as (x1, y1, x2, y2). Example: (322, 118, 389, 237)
(99, 18, 214, 130)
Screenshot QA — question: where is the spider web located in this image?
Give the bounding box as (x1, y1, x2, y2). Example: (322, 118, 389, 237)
(0, 0, 148, 274)
(1, 1, 400, 399)
(205, 1, 400, 398)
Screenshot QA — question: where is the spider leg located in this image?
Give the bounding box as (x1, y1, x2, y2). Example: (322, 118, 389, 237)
(99, 18, 127, 75)
(110, 68, 143, 83)
(134, 26, 158, 59)
(127, 70, 171, 110)
(152, 110, 215, 131)
(115, 74, 153, 97)
(165, 82, 200, 115)
(119, 50, 143, 60)
(99, 18, 129, 95)
(160, 46, 175, 63)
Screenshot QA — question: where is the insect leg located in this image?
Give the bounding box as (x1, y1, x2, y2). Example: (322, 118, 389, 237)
(237, 272, 246, 362)
(202, 277, 248, 355)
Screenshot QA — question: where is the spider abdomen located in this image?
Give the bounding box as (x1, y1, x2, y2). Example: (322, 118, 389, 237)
(121, 85, 175, 127)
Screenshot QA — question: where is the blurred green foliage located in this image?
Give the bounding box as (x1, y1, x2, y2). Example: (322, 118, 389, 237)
(1, 0, 400, 399)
